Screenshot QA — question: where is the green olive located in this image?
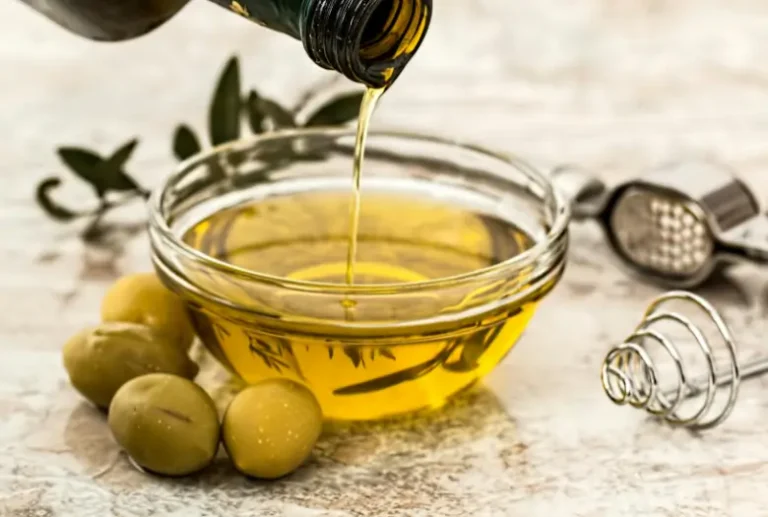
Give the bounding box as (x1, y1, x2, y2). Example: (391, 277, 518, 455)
(101, 272, 195, 351)
(108, 373, 220, 476)
(222, 379, 323, 479)
(63, 322, 199, 409)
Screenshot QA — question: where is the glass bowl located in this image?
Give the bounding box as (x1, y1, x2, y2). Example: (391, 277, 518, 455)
(148, 128, 569, 421)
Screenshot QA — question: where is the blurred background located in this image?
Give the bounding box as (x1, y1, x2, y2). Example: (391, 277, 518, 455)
(4, 0, 768, 348)
(6, 0, 768, 182)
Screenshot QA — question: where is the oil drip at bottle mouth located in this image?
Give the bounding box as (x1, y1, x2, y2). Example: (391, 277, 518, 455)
(302, 0, 432, 88)
(359, 0, 430, 85)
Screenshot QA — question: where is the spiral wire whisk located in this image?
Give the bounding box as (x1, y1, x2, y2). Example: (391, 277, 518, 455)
(601, 291, 768, 430)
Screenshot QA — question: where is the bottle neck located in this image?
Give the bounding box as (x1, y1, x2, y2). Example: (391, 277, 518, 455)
(301, 0, 432, 88)
(23, 0, 431, 88)
(19, 0, 189, 41)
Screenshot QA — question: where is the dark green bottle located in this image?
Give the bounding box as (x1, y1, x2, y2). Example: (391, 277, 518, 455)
(20, 0, 432, 87)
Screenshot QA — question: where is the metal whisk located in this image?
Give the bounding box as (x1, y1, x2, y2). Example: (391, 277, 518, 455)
(600, 290, 768, 430)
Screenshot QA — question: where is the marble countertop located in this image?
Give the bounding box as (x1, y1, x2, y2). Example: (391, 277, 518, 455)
(5, 1, 768, 515)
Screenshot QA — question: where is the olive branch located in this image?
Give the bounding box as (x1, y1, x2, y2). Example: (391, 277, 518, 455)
(35, 55, 365, 243)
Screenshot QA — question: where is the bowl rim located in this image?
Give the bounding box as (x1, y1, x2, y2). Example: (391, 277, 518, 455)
(148, 127, 571, 295)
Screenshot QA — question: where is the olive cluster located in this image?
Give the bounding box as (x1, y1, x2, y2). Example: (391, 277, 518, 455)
(62, 273, 323, 478)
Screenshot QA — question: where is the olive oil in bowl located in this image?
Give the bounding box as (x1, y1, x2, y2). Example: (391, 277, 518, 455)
(150, 130, 569, 420)
(180, 189, 543, 419)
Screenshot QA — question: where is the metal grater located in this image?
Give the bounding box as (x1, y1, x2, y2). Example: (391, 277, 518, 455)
(552, 160, 768, 288)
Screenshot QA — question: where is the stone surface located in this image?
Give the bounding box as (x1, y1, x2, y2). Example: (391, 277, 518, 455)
(4, 1, 768, 515)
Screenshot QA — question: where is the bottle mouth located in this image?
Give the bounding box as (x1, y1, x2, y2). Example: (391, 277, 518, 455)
(302, 0, 432, 88)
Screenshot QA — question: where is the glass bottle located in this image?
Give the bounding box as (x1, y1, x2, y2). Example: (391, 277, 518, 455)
(19, 0, 432, 87)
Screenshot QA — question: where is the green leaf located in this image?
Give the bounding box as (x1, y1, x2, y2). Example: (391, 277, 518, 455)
(34, 178, 80, 222)
(57, 147, 107, 196)
(102, 139, 147, 195)
(259, 97, 296, 129)
(57, 143, 144, 197)
(334, 344, 458, 396)
(343, 346, 364, 368)
(173, 125, 202, 161)
(305, 91, 364, 127)
(208, 56, 242, 146)
(443, 324, 508, 373)
(379, 347, 396, 360)
(105, 139, 138, 169)
(243, 87, 294, 132)
(245, 91, 265, 134)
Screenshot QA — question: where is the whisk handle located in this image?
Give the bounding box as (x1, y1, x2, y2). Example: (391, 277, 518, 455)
(663, 356, 768, 400)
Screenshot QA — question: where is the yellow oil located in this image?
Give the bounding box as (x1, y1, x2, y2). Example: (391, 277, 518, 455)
(346, 87, 384, 285)
(181, 190, 546, 420)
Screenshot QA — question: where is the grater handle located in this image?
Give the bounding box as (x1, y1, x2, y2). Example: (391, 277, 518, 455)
(550, 165, 608, 220)
(718, 214, 768, 263)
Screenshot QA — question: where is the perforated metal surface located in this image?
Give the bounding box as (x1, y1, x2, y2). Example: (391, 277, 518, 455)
(610, 189, 713, 277)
